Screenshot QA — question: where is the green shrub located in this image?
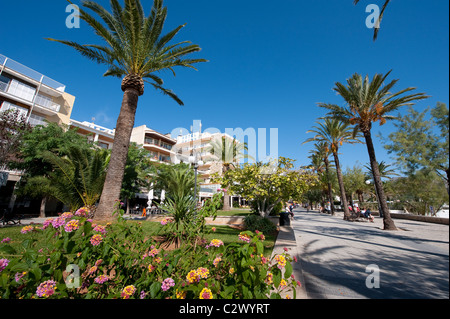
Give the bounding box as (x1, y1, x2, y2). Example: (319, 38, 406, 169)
(244, 215, 277, 235)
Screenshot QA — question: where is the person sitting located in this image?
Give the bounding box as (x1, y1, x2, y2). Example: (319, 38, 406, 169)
(363, 207, 374, 223)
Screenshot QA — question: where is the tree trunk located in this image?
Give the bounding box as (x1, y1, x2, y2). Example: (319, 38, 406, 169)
(39, 196, 47, 218)
(446, 167, 449, 196)
(222, 164, 231, 211)
(324, 157, 335, 215)
(363, 130, 397, 230)
(333, 151, 350, 220)
(95, 88, 139, 220)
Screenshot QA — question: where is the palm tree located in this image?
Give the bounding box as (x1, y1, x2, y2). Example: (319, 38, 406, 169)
(205, 136, 251, 211)
(364, 161, 399, 181)
(47, 0, 207, 220)
(353, 0, 391, 41)
(319, 71, 428, 230)
(40, 146, 110, 213)
(309, 141, 335, 215)
(304, 118, 363, 220)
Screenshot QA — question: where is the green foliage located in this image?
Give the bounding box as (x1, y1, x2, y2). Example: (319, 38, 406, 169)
(121, 143, 154, 202)
(219, 157, 318, 218)
(382, 103, 449, 190)
(41, 146, 110, 211)
(0, 108, 32, 168)
(388, 169, 448, 215)
(244, 215, 277, 235)
(0, 204, 299, 299)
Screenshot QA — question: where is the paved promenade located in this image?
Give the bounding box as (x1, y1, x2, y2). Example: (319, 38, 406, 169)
(291, 208, 449, 299)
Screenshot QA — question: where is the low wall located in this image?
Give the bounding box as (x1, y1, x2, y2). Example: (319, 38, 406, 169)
(390, 213, 449, 225)
(205, 216, 280, 226)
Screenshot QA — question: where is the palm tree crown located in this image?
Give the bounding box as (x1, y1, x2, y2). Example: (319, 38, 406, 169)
(319, 71, 429, 133)
(304, 118, 363, 153)
(47, 0, 207, 102)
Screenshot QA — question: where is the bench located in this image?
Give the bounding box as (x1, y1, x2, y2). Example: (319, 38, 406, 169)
(0, 209, 23, 226)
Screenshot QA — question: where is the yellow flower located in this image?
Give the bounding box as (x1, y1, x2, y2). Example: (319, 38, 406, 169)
(274, 254, 286, 269)
(199, 287, 213, 299)
(266, 272, 273, 285)
(186, 270, 199, 284)
(176, 289, 187, 299)
(229, 268, 235, 275)
(196, 267, 209, 279)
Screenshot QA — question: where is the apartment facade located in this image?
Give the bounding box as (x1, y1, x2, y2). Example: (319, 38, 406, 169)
(0, 54, 75, 128)
(174, 128, 243, 206)
(0, 54, 76, 215)
(69, 119, 115, 150)
(131, 125, 177, 164)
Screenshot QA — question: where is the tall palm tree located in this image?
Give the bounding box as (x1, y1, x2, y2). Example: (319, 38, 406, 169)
(353, 0, 391, 41)
(304, 118, 363, 220)
(309, 141, 335, 215)
(205, 136, 251, 211)
(319, 71, 428, 230)
(47, 0, 207, 220)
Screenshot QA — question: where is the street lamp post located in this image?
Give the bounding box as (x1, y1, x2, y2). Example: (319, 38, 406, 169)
(189, 153, 203, 207)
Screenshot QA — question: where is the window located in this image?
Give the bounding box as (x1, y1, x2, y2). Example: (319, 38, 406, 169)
(7, 79, 36, 102)
(145, 137, 160, 146)
(98, 142, 109, 149)
(0, 75, 11, 92)
(161, 142, 173, 150)
(28, 113, 47, 127)
(159, 154, 171, 163)
(0, 101, 28, 118)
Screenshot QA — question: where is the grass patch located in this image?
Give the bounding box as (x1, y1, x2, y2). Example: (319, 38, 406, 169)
(217, 209, 252, 217)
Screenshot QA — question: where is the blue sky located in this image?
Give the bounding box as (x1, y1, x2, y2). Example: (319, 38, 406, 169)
(1, 0, 448, 173)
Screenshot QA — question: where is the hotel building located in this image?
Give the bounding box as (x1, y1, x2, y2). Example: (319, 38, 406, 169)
(0, 54, 77, 215)
(174, 127, 244, 207)
(69, 119, 115, 150)
(0, 54, 75, 127)
(130, 125, 177, 164)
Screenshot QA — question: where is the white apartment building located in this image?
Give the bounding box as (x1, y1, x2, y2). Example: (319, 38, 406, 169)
(0, 53, 76, 215)
(0, 54, 75, 128)
(174, 126, 245, 207)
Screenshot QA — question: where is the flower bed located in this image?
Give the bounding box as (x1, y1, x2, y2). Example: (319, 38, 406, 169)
(0, 208, 300, 299)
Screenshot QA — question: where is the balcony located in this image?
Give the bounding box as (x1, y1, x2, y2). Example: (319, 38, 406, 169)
(0, 77, 61, 114)
(0, 54, 66, 94)
(34, 94, 61, 113)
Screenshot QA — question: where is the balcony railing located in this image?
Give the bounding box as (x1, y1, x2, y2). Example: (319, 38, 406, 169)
(0, 54, 66, 93)
(35, 94, 61, 112)
(0, 78, 61, 113)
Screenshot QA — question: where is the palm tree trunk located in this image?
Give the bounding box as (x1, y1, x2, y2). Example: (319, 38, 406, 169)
(324, 157, 335, 215)
(333, 151, 350, 220)
(39, 196, 47, 218)
(222, 164, 231, 211)
(363, 130, 397, 230)
(95, 88, 139, 220)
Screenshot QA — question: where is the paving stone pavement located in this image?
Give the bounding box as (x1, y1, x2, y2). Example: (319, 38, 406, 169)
(291, 208, 449, 299)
